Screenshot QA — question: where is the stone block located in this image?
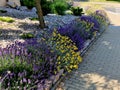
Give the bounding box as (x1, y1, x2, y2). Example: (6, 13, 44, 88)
(7, 1, 17, 8)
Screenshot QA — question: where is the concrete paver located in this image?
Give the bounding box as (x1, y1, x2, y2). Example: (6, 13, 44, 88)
(57, 7, 120, 90)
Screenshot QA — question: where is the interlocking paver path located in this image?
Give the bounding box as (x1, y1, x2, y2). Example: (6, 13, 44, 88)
(57, 7, 120, 90)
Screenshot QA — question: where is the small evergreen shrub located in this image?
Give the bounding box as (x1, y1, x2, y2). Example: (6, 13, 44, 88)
(71, 7, 84, 16)
(51, 0, 69, 15)
(20, 0, 35, 9)
(41, 0, 52, 16)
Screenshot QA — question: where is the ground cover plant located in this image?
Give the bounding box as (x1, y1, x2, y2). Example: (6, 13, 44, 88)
(0, 16, 15, 23)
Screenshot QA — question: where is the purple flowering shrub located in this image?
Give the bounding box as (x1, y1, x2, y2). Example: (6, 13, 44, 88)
(80, 15, 100, 32)
(57, 15, 100, 50)
(0, 39, 58, 89)
(71, 34, 85, 50)
(58, 21, 85, 50)
(90, 10, 109, 32)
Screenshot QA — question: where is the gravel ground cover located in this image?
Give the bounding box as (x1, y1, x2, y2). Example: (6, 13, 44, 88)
(0, 7, 77, 48)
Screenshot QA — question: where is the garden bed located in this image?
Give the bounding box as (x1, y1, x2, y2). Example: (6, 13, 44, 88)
(0, 7, 109, 90)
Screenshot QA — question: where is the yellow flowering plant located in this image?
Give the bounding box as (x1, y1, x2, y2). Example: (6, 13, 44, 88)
(47, 29, 82, 73)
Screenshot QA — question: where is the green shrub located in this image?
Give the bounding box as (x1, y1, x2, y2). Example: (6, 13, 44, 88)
(20, 0, 52, 15)
(41, 0, 52, 16)
(51, 0, 69, 15)
(20, 33, 35, 39)
(71, 7, 84, 16)
(0, 17, 14, 23)
(20, 0, 35, 9)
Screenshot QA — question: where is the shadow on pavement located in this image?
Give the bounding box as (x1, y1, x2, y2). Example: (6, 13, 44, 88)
(61, 24, 120, 90)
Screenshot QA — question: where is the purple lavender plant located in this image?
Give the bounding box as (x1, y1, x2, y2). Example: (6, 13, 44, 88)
(71, 34, 85, 50)
(80, 15, 100, 31)
(0, 39, 58, 89)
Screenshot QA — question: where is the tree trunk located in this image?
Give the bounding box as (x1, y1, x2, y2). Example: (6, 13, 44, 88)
(35, 0, 45, 29)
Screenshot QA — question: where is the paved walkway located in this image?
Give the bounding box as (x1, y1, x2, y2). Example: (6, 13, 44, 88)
(57, 8, 120, 90)
(73, 2, 120, 14)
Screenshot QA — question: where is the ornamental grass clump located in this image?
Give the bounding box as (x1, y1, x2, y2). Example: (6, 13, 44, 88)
(0, 39, 58, 89)
(87, 10, 109, 33)
(48, 29, 82, 73)
(92, 10, 109, 27)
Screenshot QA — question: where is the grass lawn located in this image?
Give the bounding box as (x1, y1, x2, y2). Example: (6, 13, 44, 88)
(73, 0, 120, 10)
